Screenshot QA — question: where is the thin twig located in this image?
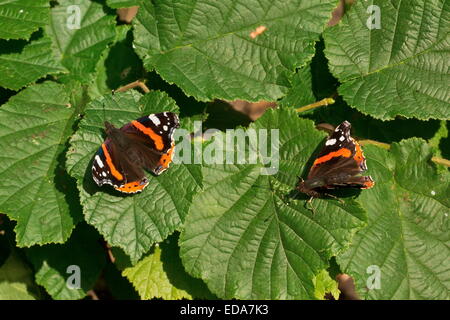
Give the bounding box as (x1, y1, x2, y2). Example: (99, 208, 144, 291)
(87, 290, 99, 300)
(431, 156, 450, 167)
(359, 139, 390, 150)
(296, 97, 335, 113)
(115, 80, 150, 93)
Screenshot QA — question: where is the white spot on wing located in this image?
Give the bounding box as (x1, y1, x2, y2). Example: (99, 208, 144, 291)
(95, 155, 104, 168)
(149, 114, 161, 126)
(339, 135, 345, 141)
(326, 138, 337, 146)
(163, 125, 168, 131)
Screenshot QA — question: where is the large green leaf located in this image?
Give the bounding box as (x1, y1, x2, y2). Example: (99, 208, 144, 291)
(106, 0, 140, 9)
(26, 224, 106, 300)
(123, 233, 214, 300)
(324, 0, 450, 120)
(46, 0, 116, 82)
(337, 139, 450, 300)
(66, 90, 202, 264)
(0, 82, 82, 247)
(0, 33, 67, 90)
(0, 0, 50, 40)
(279, 64, 316, 108)
(133, 0, 338, 102)
(313, 269, 340, 300)
(179, 108, 368, 299)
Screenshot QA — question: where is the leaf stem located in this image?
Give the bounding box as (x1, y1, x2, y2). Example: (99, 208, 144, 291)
(360, 139, 450, 167)
(115, 80, 150, 93)
(431, 156, 450, 167)
(359, 139, 390, 149)
(296, 97, 335, 113)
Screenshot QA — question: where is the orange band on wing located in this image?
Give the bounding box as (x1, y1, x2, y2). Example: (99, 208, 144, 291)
(131, 120, 164, 151)
(115, 180, 148, 193)
(363, 180, 375, 189)
(353, 141, 365, 163)
(158, 144, 175, 169)
(313, 148, 352, 166)
(102, 143, 123, 181)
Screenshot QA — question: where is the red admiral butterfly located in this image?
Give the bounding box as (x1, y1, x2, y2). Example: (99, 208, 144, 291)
(297, 120, 374, 198)
(92, 112, 180, 194)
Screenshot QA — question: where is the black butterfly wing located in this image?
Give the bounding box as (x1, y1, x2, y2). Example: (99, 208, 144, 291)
(92, 138, 149, 193)
(120, 112, 180, 153)
(307, 121, 373, 189)
(119, 112, 180, 175)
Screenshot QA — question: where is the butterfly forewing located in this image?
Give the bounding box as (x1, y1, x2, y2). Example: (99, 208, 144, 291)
(120, 112, 179, 153)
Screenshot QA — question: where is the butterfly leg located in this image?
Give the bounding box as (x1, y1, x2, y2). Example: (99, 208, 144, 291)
(303, 196, 317, 214)
(323, 192, 345, 204)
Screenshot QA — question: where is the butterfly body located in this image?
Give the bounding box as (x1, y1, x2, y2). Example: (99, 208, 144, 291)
(297, 120, 374, 198)
(92, 112, 180, 194)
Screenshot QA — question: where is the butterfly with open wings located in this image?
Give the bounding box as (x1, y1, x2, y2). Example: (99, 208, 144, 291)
(92, 112, 180, 194)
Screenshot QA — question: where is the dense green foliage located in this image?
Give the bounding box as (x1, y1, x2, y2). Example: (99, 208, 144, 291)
(0, 0, 448, 300)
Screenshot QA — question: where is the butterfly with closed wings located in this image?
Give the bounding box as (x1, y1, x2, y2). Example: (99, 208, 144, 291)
(297, 120, 374, 199)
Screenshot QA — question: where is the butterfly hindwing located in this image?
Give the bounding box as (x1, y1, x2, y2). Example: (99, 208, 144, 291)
(92, 138, 149, 193)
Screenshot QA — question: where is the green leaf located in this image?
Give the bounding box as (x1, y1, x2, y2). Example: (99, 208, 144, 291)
(313, 269, 340, 300)
(441, 122, 450, 160)
(0, 32, 67, 90)
(123, 233, 215, 300)
(0, 82, 82, 247)
(88, 25, 144, 99)
(26, 224, 106, 300)
(0, 251, 40, 300)
(46, 0, 116, 82)
(66, 90, 202, 264)
(106, 0, 140, 9)
(428, 120, 448, 160)
(179, 108, 367, 299)
(0, 0, 50, 40)
(133, 0, 338, 102)
(323, 0, 450, 120)
(279, 64, 316, 109)
(337, 139, 450, 299)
